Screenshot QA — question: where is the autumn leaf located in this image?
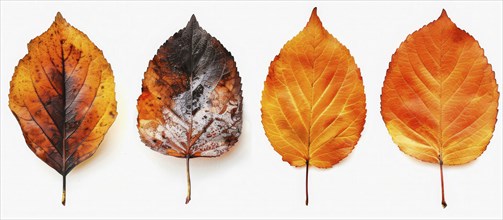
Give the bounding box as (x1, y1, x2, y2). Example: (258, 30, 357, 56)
(261, 8, 366, 205)
(137, 15, 242, 204)
(381, 10, 499, 208)
(8, 12, 117, 205)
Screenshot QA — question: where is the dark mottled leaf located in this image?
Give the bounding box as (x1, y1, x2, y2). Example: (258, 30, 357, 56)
(137, 15, 242, 204)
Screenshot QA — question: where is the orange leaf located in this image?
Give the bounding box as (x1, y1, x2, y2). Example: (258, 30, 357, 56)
(8, 12, 117, 205)
(261, 8, 366, 205)
(381, 10, 499, 208)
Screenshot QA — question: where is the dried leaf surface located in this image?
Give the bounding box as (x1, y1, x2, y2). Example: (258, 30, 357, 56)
(261, 8, 366, 205)
(381, 10, 499, 208)
(137, 15, 242, 204)
(8, 12, 117, 205)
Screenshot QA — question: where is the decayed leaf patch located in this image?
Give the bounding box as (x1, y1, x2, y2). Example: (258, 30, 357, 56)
(137, 15, 242, 204)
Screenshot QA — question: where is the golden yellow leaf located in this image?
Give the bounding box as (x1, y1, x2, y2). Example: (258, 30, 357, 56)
(261, 8, 366, 205)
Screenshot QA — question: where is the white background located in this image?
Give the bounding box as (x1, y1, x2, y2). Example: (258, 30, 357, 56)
(1, 1, 502, 219)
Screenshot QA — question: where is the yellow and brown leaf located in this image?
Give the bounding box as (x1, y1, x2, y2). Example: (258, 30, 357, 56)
(8, 12, 117, 204)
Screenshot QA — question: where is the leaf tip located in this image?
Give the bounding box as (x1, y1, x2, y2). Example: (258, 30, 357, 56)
(308, 7, 321, 24)
(439, 9, 449, 20)
(187, 14, 200, 29)
(55, 12, 67, 24)
(311, 7, 318, 16)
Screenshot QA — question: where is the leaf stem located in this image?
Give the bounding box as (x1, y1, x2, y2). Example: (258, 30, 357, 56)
(62, 174, 66, 206)
(440, 160, 447, 208)
(305, 161, 309, 206)
(185, 155, 191, 204)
